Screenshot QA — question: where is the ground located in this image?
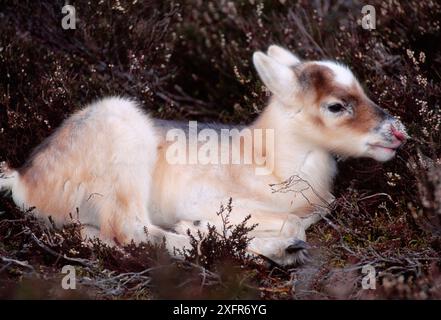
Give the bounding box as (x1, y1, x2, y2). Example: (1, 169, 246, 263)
(0, 0, 440, 299)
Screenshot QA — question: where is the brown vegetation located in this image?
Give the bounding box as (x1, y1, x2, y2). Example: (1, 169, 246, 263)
(1, 0, 440, 299)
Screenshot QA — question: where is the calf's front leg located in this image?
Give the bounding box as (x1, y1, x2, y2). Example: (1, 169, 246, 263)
(174, 209, 310, 266)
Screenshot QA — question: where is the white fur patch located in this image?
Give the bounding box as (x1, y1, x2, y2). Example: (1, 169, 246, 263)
(316, 61, 354, 86)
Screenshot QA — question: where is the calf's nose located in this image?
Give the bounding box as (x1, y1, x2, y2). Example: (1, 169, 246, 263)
(390, 124, 406, 142)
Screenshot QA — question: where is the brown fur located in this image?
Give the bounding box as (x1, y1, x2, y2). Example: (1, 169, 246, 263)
(298, 63, 382, 134)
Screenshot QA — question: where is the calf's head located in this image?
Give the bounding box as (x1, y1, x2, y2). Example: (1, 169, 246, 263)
(253, 45, 408, 162)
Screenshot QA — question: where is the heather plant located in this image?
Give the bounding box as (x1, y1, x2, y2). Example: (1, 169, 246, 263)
(1, 0, 440, 299)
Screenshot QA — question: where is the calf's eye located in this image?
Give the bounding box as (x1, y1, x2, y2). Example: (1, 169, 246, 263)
(327, 103, 345, 113)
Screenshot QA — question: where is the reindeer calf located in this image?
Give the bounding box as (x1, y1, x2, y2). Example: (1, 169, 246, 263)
(0, 46, 407, 265)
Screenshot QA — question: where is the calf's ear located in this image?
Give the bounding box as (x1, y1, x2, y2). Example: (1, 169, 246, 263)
(253, 51, 298, 100)
(267, 45, 301, 67)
